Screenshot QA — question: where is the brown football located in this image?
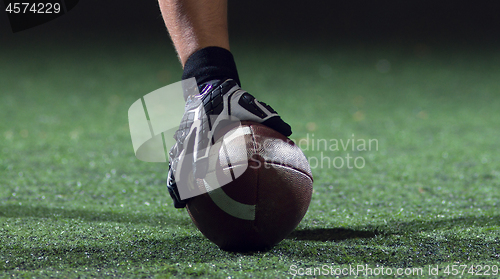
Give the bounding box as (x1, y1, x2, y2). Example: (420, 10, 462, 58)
(186, 121, 313, 252)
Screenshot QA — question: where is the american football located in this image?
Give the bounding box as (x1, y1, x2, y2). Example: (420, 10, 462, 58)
(185, 121, 313, 252)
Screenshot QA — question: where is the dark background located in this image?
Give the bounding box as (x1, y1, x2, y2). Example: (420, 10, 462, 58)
(1, 0, 500, 46)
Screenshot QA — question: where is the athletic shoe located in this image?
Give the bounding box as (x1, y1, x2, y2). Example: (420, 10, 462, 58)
(167, 79, 292, 208)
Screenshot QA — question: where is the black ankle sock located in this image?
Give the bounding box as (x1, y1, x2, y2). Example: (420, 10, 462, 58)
(182, 46, 241, 88)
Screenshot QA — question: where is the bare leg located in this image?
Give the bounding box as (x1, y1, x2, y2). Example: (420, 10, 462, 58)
(158, 0, 230, 66)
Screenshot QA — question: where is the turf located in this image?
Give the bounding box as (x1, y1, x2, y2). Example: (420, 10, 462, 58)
(1, 38, 499, 278)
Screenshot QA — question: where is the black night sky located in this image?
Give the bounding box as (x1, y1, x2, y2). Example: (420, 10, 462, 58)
(1, 0, 499, 45)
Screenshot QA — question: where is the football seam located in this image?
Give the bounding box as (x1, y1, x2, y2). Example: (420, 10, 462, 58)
(263, 161, 314, 182)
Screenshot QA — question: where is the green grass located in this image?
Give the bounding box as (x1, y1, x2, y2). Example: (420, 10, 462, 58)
(1, 38, 500, 278)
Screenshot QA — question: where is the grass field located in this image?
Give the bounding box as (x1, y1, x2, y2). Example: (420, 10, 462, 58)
(1, 37, 499, 278)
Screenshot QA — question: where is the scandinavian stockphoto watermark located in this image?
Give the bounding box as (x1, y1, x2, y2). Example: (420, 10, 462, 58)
(128, 79, 378, 201)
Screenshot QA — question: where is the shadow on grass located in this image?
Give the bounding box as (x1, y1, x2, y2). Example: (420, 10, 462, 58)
(289, 215, 500, 242)
(0, 204, 191, 227)
(288, 228, 378, 241)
